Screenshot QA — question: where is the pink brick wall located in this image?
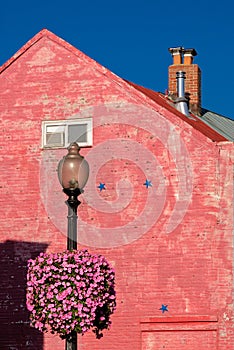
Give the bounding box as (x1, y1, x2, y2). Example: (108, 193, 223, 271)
(0, 30, 233, 349)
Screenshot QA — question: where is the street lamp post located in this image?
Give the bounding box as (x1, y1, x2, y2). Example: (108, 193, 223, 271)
(57, 142, 89, 350)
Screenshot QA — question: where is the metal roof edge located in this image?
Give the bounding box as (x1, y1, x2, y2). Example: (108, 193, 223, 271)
(125, 81, 228, 142)
(199, 109, 234, 142)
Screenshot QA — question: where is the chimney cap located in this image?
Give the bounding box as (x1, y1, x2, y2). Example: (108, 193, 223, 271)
(184, 48, 197, 56)
(176, 71, 186, 79)
(168, 47, 184, 55)
(168, 47, 197, 56)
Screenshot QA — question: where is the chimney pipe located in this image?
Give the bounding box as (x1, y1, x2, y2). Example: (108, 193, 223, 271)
(183, 48, 197, 65)
(175, 71, 190, 117)
(168, 46, 183, 65)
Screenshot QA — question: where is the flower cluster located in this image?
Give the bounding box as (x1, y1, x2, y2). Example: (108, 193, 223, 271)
(26, 250, 116, 339)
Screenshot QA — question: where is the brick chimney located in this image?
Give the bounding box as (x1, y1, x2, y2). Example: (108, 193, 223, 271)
(168, 47, 201, 116)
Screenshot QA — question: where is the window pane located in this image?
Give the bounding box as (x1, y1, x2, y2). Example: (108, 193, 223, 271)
(68, 124, 87, 143)
(46, 132, 64, 146)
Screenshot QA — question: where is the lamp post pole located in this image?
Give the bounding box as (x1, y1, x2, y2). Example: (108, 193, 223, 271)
(64, 188, 81, 250)
(64, 188, 80, 350)
(57, 143, 89, 350)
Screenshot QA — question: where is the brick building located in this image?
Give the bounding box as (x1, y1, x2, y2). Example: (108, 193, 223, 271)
(0, 29, 233, 349)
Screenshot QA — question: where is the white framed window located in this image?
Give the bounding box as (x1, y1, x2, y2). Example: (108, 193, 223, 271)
(42, 118, 93, 148)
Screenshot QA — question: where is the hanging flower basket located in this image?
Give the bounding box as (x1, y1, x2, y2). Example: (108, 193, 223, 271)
(26, 250, 116, 339)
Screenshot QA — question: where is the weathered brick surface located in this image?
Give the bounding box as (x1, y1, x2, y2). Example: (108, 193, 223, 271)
(0, 29, 233, 349)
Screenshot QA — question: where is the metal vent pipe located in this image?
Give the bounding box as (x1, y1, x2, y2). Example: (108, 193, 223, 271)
(175, 71, 190, 117)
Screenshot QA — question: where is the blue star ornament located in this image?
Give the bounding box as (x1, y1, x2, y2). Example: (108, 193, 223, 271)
(97, 183, 106, 191)
(143, 179, 152, 188)
(159, 304, 168, 313)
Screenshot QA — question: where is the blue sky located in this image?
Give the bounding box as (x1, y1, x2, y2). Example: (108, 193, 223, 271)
(1, 0, 234, 119)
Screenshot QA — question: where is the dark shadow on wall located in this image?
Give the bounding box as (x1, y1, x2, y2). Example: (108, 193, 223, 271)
(0, 240, 48, 350)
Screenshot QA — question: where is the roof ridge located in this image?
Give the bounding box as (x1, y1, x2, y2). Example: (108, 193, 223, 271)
(0, 28, 100, 74)
(0, 28, 126, 85)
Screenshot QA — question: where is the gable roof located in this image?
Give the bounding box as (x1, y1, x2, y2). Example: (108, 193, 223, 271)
(0, 28, 104, 75)
(1, 28, 233, 143)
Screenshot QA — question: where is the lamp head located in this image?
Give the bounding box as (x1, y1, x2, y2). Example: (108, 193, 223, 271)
(57, 143, 89, 190)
